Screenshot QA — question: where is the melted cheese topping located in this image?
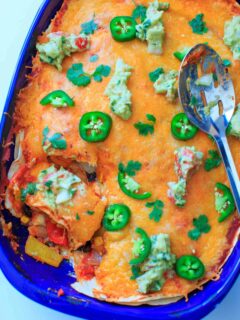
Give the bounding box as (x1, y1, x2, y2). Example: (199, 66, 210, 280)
(7, 0, 240, 301)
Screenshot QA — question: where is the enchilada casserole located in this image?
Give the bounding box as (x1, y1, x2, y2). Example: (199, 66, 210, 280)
(1, 0, 240, 305)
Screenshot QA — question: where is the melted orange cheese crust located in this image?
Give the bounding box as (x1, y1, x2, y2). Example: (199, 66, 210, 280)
(7, 0, 240, 301)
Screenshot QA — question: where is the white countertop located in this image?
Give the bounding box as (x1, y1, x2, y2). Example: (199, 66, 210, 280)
(0, 1, 239, 319)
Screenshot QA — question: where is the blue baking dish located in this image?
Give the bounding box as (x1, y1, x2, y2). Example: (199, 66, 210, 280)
(0, 1, 239, 319)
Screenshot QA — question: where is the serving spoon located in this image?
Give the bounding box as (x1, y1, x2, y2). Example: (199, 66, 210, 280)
(178, 43, 240, 213)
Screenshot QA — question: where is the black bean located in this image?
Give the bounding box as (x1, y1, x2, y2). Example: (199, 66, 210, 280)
(86, 172, 97, 182)
(22, 204, 32, 218)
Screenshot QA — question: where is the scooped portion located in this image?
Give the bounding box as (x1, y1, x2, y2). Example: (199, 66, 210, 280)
(5, 162, 106, 250)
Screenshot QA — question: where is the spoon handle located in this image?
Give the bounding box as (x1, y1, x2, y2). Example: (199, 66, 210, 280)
(215, 135, 240, 214)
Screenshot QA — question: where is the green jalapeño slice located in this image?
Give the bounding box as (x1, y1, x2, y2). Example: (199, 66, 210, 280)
(176, 255, 205, 280)
(110, 16, 136, 42)
(103, 204, 131, 231)
(129, 228, 151, 265)
(215, 182, 235, 222)
(40, 90, 74, 107)
(79, 111, 112, 142)
(171, 113, 198, 140)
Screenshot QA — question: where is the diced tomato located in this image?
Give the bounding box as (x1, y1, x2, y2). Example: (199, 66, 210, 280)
(46, 220, 68, 247)
(77, 264, 95, 280)
(57, 288, 65, 297)
(75, 251, 101, 280)
(75, 37, 89, 50)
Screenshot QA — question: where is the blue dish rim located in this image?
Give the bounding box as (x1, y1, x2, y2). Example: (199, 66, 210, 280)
(0, 1, 239, 319)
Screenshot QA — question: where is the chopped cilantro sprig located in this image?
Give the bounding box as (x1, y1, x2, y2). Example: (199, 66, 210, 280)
(146, 114, 156, 123)
(86, 210, 95, 215)
(188, 214, 211, 240)
(21, 183, 38, 202)
(89, 54, 99, 63)
(92, 65, 111, 82)
(134, 122, 154, 136)
(67, 63, 111, 87)
(134, 114, 156, 136)
(132, 5, 147, 22)
(80, 17, 98, 35)
(189, 14, 208, 35)
(118, 160, 142, 177)
(67, 64, 91, 87)
(146, 200, 164, 222)
(42, 127, 67, 150)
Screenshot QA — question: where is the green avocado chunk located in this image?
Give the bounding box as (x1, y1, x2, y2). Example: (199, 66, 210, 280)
(228, 104, 240, 138)
(136, 0, 168, 54)
(135, 234, 176, 294)
(37, 33, 89, 71)
(105, 59, 133, 120)
(153, 70, 178, 101)
(224, 16, 240, 60)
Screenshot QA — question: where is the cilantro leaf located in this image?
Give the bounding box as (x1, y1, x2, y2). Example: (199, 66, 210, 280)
(188, 228, 201, 240)
(146, 200, 164, 222)
(134, 122, 154, 136)
(42, 126, 50, 144)
(67, 63, 111, 86)
(132, 5, 147, 22)
(89, 54, 99, 63)
(76, 213, 80, 221)
(204, 150, 222, 172)
(223, 59, 232, 67)
(21, 183, 38, 202)
(48, 133, 67, 149)
(92, 64, 111, 82)
(193, 215, 211, 233)
(188, 214, 211, 240)
(189, 14, 208, 35)
(118, 160, 142, 176)
(86, 210, 94, 215)
(42, 128, 67, 150)
(134, 114, 156, 136)
(146, 114, 156, 123)
(48, 133, 67, 150)
(149, 67, 164, 82)
(80, 17, 98, 35)
(67, 63, 91, 87)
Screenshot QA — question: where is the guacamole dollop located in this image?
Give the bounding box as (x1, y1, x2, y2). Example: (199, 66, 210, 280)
(224, 16, 240, 60)
(168, 178, 187, 207)
(37, 33, 89, 71)
(105, 59, 133, 120)
(136, 234, 176, 294)
(38, 166, 84, 207)
(168, 147, 203, 207)
(136, 0, 166, 54)
(153, 70, 178, 101)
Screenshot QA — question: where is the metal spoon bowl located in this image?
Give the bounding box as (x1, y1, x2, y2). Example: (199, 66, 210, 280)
(179, 43, 240, 213)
